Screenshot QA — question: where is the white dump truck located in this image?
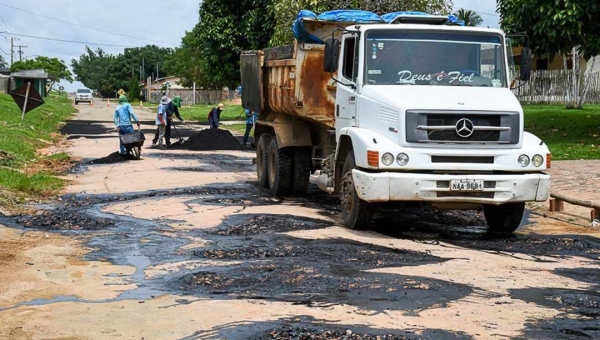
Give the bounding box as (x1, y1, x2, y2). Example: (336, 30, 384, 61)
(240, 13, 550, 233)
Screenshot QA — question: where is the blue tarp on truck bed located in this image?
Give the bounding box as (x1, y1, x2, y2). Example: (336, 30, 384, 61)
(293, 10, 464, 44)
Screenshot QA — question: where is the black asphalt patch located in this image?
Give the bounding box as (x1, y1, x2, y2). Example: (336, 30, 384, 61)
(210, 214, 333, 236)
(16, 209, 115, 230)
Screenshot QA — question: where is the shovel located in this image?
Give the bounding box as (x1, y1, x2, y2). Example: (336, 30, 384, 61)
(182, 121, 201, 132)
(172, 124, 186, 145)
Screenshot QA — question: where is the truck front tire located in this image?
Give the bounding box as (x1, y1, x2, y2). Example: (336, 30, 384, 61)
(256, 134, 271, 188)
(340, 151, 373, 230)
(483, 202, 525, 234)
(267, 138, 292, 196)
(290, 147, 311, 195)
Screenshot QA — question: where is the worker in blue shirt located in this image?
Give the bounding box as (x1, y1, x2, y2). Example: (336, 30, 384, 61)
(113, 95, 140, 155)
(242, 109, 258, 145)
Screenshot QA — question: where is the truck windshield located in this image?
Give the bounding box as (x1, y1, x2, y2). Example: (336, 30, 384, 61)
(77, 89, 91, 93)
(365, 31, 507, 88)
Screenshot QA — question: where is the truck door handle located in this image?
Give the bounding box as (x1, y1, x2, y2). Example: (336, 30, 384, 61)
(336, 104, 340, 117)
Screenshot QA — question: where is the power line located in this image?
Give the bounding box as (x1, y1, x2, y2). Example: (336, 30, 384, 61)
(0, 2, 176, 46)
(0, 45, 8, 56)
(6, 32, 141, 48)
(0, 12, 10, 32)
(476, 11, 500, 18)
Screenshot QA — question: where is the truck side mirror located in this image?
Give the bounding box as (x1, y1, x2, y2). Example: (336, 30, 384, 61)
(324, 39, 340, 73)
(520, 47, 532, 81)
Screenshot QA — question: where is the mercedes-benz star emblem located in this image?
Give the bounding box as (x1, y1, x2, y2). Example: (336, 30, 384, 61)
(455, 118, 475, 138)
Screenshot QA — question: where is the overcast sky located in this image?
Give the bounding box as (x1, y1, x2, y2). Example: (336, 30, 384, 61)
(0, 0, 499, 92)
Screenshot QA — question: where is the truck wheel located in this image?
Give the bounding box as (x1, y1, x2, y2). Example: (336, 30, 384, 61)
(256, 134, 271, 188)
(268, 137, 292, 196)
(483, 202, 525, 234)
(75, 101, 78, 105)
(290, 147, 311, 195)
(340, 151, 372, 230)
(132, 146, 141, 160)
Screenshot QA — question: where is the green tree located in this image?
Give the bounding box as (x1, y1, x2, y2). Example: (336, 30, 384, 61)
(11, 56, 73, 95)
(270, 0, 454, 46)
(192, 0, 276, 88)
(453, 8, 483, 26)
(71, 47, 115, 96)
(497, 0, 600, 108)
(164, 31, 208, 87)
(72, 45, 173, 97)
(128, 77, 141, 101)
(0, 54, 6, 68)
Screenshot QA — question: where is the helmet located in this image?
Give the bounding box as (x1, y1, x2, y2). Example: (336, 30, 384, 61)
(173, 96, 182, 108)
(118, 95, 128, 104)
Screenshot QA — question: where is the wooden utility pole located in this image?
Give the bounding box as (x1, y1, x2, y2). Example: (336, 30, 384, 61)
(16, 44, 27, 62)
(10, 37, 13, 65)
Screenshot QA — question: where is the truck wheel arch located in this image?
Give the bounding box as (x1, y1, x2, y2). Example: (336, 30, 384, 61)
(256, 114, 312, 149)
(334, 135, 353, 194)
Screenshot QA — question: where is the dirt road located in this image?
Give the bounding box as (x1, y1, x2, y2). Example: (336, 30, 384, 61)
(0, 102, 599, 340)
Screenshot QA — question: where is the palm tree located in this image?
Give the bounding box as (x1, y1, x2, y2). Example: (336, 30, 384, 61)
(454, 8, 484, 27)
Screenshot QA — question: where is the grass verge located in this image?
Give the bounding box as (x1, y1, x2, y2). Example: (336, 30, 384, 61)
(524, 104, 600, 160)
(179, 104, 244, 124)
(0, 93, 76, 196)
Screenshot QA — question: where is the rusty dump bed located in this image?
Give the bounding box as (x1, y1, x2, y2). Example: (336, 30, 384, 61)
(241, 20, 353, 129)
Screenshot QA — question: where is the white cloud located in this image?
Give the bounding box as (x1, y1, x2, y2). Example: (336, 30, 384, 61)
(0, 0, 200, 91)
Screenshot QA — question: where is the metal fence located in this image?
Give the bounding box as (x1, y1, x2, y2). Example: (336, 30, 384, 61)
(513, 70, 600, 104)
(149, 89, 240, 106)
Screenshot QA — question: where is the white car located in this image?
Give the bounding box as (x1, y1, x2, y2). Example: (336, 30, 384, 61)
(75, 89, 93, 105)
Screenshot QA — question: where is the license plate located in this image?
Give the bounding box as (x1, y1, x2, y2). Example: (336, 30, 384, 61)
(450, 179, 484, 191)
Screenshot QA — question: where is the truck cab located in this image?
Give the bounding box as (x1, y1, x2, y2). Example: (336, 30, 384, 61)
(241, 13, 550, 234)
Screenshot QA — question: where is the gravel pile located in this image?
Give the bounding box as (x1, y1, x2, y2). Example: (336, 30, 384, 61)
(172, 129, 243, 151)
(88, 152, 132, 164)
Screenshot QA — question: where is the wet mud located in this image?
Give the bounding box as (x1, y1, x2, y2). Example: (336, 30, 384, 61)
(4, 175, 600, 338)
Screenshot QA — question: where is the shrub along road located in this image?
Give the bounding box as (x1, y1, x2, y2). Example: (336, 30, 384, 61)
(0, 101, 599, 339)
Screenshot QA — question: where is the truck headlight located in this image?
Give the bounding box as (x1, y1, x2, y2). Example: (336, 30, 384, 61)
(381, 153, 394, 166)
(397, 153, 409, 166)
(518, 154, 530, 167)
(532, 155, 544, 167)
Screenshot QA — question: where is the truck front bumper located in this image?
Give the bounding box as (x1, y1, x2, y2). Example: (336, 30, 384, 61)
(352, 170, 550, 204)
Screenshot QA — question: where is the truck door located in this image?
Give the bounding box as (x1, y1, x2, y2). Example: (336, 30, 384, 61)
(335, 35, 360, 131)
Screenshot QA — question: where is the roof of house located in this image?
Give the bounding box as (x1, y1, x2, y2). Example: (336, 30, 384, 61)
(11, 69, 48, 79)
(0, 67, 10, 75)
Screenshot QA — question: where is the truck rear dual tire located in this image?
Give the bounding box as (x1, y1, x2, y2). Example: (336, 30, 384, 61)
(256, 134, 271, 188)
(340, 151, 373, 230)
(483, 202, 525, 234)
(267, 138, 293, 196)
(290, 147, 311, 195)
(257, 134, 310, 196)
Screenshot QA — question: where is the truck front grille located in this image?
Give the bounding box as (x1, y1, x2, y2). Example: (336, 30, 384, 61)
(431, 156, 494, 164)
(437, 192, 495, 199)
(406, 110, 520, 145)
